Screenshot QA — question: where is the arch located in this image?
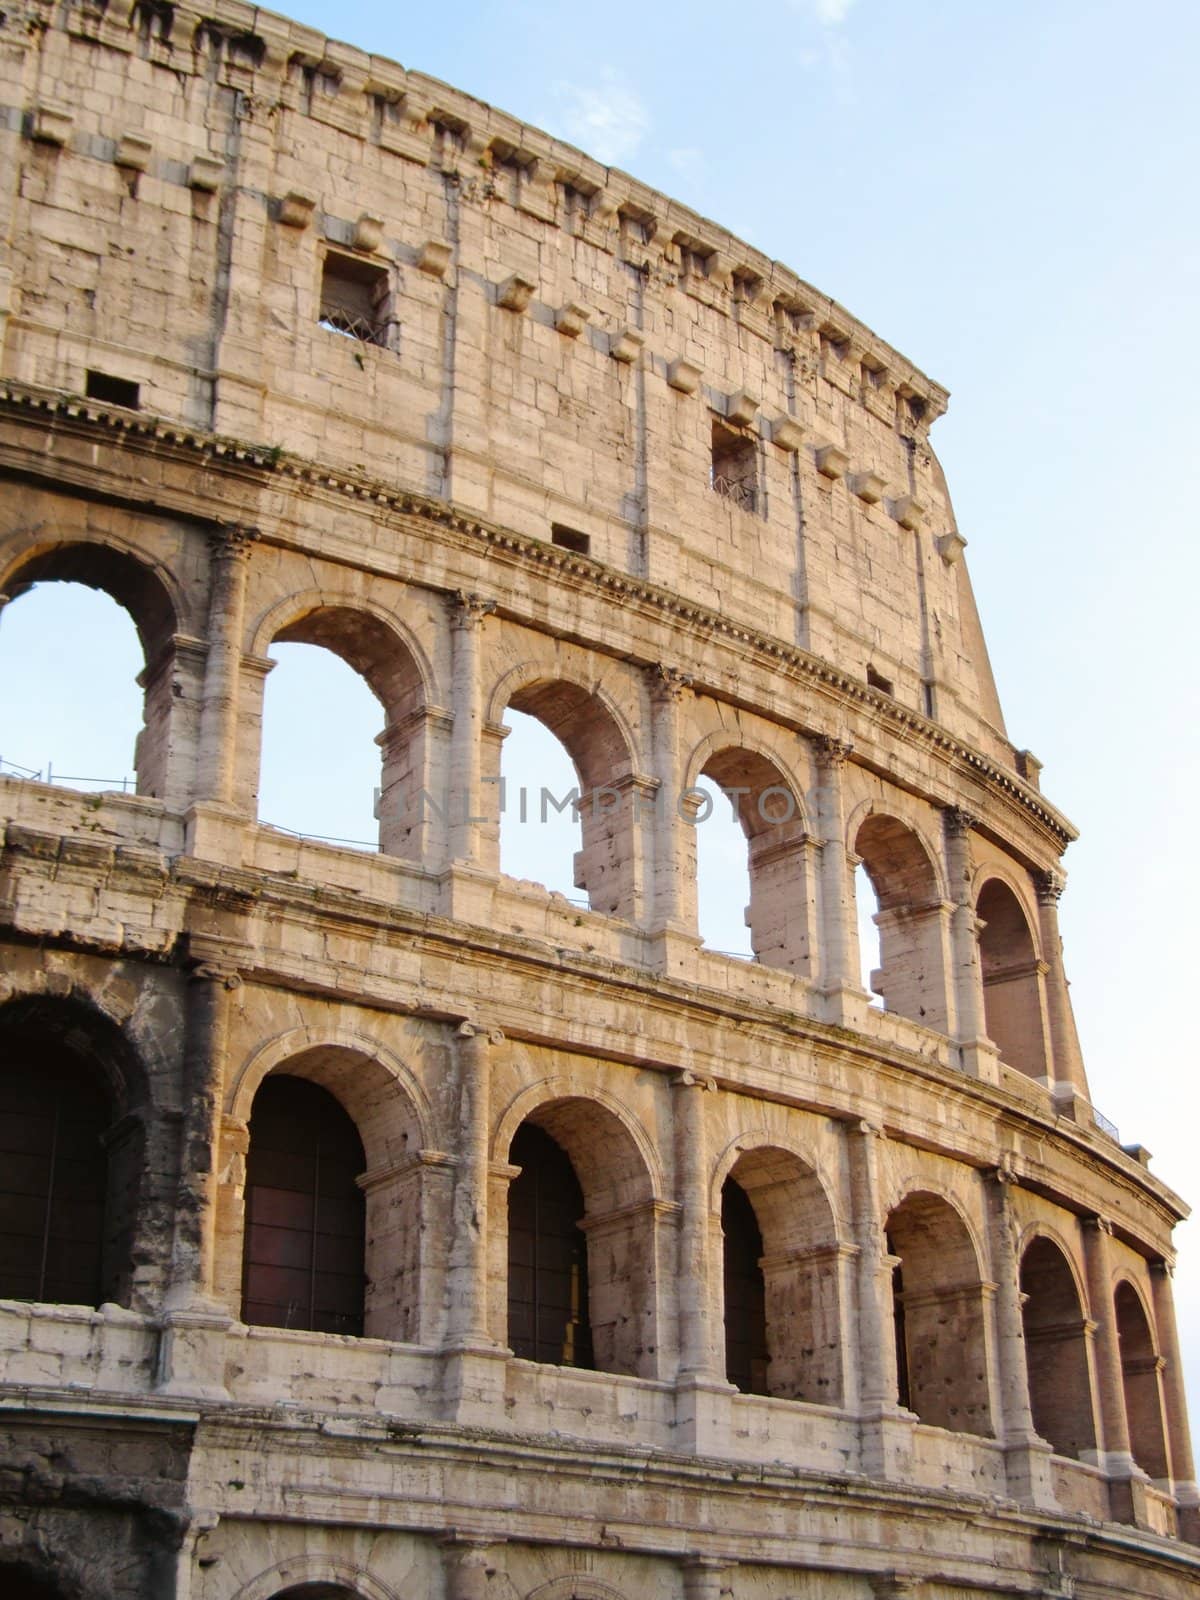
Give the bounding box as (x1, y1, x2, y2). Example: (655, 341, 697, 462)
(497, 1088, 660, 1377)
(684, 731, 811, 833)
(241, 1074, 366, 1336)
(226, 1035, 432, 1342)
(250, 591, 434, 715)
(716, 1140, 843, 1404)
(253, 597, 432, 857)
(493, 1079, 662, 1208)
(487, 661, 638, 766)
(0, 536, 190, 803)
(1019, 1234, 1098, 1459)
(527, 1580, 630, 1600)
(229, 1557, 399, 1600)
(229, 1028, 434, 1164)
(1114, 1277, 1171, 1479)
(853, 810, 950, 1030)
(0, 534, 182, 661)
(0, 994, 147, 1310)
(976, 876, 1049, 1079)
(490, 665, 639, 917)
(885, 1187, 993, 1436)
(693, 740, 813, 974)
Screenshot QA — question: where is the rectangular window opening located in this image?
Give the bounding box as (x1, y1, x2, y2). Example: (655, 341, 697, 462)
(551, 524, 590, 555)
(867, 665, 894, 696)
(85, 370, 140, 409)
(319, 251, 391, 348)
(710, 418, 758, 515)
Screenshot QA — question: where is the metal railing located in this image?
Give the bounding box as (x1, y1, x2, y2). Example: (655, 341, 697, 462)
(258, 818, 379, 853)
(0, 756, 136, 792)
(711, 474, 758, 514)
(318, 309, 387, 347)
(1092, 1106, 1120, 1142)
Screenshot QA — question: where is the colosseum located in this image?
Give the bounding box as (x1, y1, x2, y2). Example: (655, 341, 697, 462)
(0, 2, 1197, 1596)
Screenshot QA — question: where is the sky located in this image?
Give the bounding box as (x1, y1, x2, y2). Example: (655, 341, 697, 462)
(4, 0, 1200, 1446)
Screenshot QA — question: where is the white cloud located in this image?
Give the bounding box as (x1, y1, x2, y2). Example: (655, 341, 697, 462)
(550, 73, 649, 168)
(791, 0, 858, 24)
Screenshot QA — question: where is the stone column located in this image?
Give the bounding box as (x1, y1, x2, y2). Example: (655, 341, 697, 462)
(441, 1537, 501, 1600)
(1151, 1260, 1200, 1538)
(1081, 1215, 1150, 1526)
(683, 1556, 733, 1600)
(985, 1166, 1055, 1506)
(846, 1118, 915, 1480)
(446, 1020, 501, 1349)
(673, 1069, 729, 1448)
(448, 592, 495, 864)
(846, 1119, 898, 1411)
(442, 1022, 508, 1425)
(443, 592, 496, 923)
(1034, 869, 1090, 1102)
(814, 735, 861, 1023)
(195, 523, 256, 808)
(157, 960, 238, 1400)
(1081, 1217, 1132, 1461)
(647, 665, 700, 976)
(942, 806, 997, 1080)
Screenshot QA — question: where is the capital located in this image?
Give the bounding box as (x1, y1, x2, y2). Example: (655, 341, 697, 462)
(454, 591, 496, 628)
(1082, 1214, 1113, 1238)
(672, 1068, 715, 1092)
(187, 961, 241, 991)
(814, 733, 853, 768)
(209, 522, 259, 559)
(651, 662, 693, 700)
(1035, 867, 1066, 905)
(943, 804, 978, 837)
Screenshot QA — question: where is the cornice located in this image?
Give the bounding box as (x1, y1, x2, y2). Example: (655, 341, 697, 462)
(0, 383, 1078, 852)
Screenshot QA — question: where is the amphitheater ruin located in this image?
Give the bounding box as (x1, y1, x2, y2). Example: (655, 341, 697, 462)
(1, 1, 1198, 1596)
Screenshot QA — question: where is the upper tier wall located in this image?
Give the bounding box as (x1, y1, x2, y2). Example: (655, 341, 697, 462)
(0, 0, 1017, 768)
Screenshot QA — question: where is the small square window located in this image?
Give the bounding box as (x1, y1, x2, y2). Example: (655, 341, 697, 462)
(710, 419, 758, 514)
(85, 370, 140, 409)
(319, 251, 391, 347)
(867, 665, 894, 696)
(551, 524, 590, 555)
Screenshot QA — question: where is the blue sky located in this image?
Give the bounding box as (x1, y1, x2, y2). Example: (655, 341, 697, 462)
(5, 0, 1200, 1437)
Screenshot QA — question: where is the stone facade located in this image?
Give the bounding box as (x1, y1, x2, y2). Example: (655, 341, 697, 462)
(0, 1, 1198, 1596)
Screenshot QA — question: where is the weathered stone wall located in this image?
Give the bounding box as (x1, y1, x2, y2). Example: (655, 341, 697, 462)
(0, 2, 1198, 1598)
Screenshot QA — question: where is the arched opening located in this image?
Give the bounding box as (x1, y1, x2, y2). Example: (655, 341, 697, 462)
(0, 996, 143, 1309)
(0, 543, 184, 803)
(499, 708, 584, 901)
(500, 1094, 659, 1376)
(258, 606, 427, 857)
(696, 748, 810, 972)
(241, 1075, 366, 1336)
(885, 1190, 992, 1436)
(507, 1122, 593, 1368)
(695, 774, 753, 959)
(720, 1146, 842, 1403)
(1115, 1280, 1171, 1480)
(977, 878, 1049, 1078)
(498, 679, 637, 918)
(722, 1177, 767, 1392)
(855, 862, 883, 1007)
(1019, 1236, 1097, 1459)
(273, 1588, 364, 1599)
(0, 1568, 73, 1600)
(854, 814, 949, 1030)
